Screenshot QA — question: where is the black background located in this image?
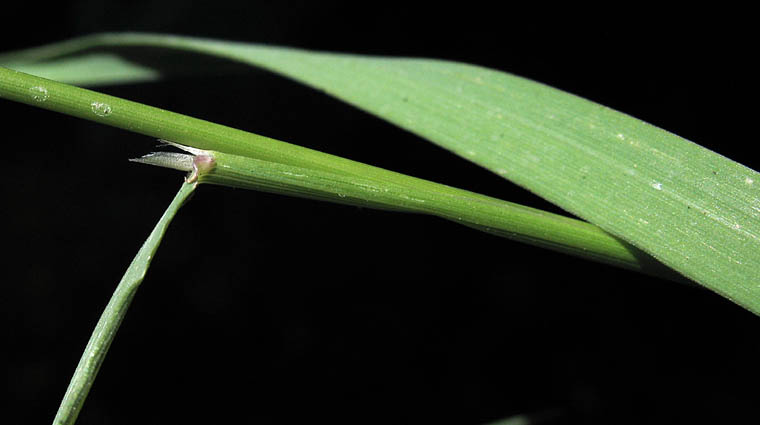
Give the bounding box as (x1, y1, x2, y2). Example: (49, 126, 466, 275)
(1, 2, 758, 424)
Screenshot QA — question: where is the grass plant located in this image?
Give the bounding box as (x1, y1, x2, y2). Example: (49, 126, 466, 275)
(1, 33, 758, 424)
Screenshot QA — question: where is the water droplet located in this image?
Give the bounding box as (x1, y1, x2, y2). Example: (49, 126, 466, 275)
(651, 182, 662, 190)
(29, 86, 48, 102)
(745, 177, 754, 185)
(91, 101, 112, 117)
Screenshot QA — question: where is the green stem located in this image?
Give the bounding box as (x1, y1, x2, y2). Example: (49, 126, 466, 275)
(0, 66, 681, 281)
(137, 146, 685, 281)
(53, 182, 195, 425)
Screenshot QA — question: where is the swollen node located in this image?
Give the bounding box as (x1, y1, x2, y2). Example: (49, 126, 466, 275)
(188, 154, 216, 183)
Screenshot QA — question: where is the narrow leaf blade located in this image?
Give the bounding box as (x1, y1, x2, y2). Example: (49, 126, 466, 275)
(54, 182, 195, 425)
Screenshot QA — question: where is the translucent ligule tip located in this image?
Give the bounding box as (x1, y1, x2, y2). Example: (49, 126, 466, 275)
(130, 152, 195, 172)
(157, 139, 208, 156)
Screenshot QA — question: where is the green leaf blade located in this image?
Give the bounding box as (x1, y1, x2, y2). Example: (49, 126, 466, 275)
(259, 52, 760, 306)
(3, 33, 759, 312)
(151, 36, 760, 309)
(53, 182, 195, 425)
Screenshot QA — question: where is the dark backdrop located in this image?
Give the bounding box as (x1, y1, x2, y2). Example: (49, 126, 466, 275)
(1, 2, 757, 424)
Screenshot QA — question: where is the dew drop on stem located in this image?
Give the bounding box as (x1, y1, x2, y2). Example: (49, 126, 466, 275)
(29, 86, 48, 102)
(91, 101, 112, 117)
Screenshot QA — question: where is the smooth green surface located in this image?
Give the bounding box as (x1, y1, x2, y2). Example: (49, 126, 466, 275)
(135, 147, 680, 277)
(52, 182, 195, 425)
(203, 151, 670, 274)
(0, 66, 672, 277)
(2, 34, 759, 312)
